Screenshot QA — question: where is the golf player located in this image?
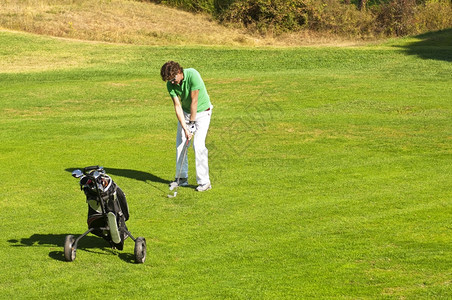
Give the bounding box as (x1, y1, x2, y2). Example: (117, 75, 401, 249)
(160, 61, 212, 192)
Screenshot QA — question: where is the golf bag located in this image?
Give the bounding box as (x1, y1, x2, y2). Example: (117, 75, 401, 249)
(64, 166, 146, 263)
(81, 166, 129, 249)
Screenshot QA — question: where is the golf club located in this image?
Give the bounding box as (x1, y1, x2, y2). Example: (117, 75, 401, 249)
(167, 137, 190, 198)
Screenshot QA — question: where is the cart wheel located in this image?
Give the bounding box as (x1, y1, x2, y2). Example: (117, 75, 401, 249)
(64, 235, 76, 262)
(134, 237, 146, 264)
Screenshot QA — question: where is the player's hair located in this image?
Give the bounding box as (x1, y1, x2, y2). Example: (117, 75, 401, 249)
(160, 61, 184, 81)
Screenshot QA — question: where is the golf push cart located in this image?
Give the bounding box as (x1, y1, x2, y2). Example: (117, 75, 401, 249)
(64, 166, 146, 263)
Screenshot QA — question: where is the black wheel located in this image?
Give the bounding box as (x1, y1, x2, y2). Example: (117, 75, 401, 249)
(134, 237, 146, 264)
(64, 235, 76, 262)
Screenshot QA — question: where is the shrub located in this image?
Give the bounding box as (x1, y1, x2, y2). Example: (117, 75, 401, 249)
(219, 0, 308, 34)
(213, 0, 236, 14)
(373, 0, 418, 36)
(303, 0, 375, 37)
(220, 0, 375, 37)
(145, 0, 452, 38)
(144, 0, 216, 13)
(413, 0, 452, 33)
(373, 0, 452, 36)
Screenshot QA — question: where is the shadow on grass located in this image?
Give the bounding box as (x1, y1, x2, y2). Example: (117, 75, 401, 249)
(65, 167, 198, 194)
(65, 167, 170, 184)
(8, 234, 135, 263)
(401, 28, 452, 62)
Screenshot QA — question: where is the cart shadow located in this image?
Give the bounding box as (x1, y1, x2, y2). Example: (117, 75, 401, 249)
(65, 167, 170, 184)
(8, 234, 135, 263)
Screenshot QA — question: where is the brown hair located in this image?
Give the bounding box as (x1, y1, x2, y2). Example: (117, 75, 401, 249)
(160, 61, 183, 81)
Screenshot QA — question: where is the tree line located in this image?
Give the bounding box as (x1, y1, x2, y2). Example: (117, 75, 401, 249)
(144, 0, 452, 38)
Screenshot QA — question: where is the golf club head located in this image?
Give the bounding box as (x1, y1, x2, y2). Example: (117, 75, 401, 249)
(72, 169, 83, 178)
(167, 191, 177, 198)
(92, 171, 101, 179)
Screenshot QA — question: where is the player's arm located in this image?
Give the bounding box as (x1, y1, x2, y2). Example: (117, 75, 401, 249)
(172, 96, 192, 140)
(190, 89, 199, 122)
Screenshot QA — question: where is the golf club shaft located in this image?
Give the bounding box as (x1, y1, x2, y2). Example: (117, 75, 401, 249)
(169, 138, 190, 197)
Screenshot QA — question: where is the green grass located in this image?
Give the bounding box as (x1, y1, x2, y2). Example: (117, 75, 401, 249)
(0, 29, 451, 298)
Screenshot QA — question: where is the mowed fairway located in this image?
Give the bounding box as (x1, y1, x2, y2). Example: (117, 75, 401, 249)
(0, 30, 451, 298)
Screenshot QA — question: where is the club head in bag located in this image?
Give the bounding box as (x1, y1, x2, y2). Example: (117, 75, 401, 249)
(72, 169, 83, 178)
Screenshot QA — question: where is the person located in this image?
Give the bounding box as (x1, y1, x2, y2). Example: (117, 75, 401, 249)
(160, 61, 212, 192)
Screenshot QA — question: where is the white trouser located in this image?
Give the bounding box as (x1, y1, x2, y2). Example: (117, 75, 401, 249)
(175, 106, 212, 185)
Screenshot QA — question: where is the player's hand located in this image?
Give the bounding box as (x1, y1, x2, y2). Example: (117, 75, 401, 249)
(184, 128, 193, 140)
(187, 121, 197, 134)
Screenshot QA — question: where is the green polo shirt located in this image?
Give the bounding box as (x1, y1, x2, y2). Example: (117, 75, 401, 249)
(167, 68, 211, 113)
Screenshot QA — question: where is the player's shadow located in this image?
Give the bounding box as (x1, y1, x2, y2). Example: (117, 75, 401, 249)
(7, 234, 133, 263)
(65, 167, 170, 184)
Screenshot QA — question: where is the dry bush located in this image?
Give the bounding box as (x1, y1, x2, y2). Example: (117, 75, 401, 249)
(220, 0, 376, 38)
(373, 0, 452, 36)
(219, 0, 451, 38)
(303, 0, 375, 38)
(219, 0, 308, 35)
(413, 0, 452, 33)
(142, 0, 216, 13)
(373, 0, 419, 36)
